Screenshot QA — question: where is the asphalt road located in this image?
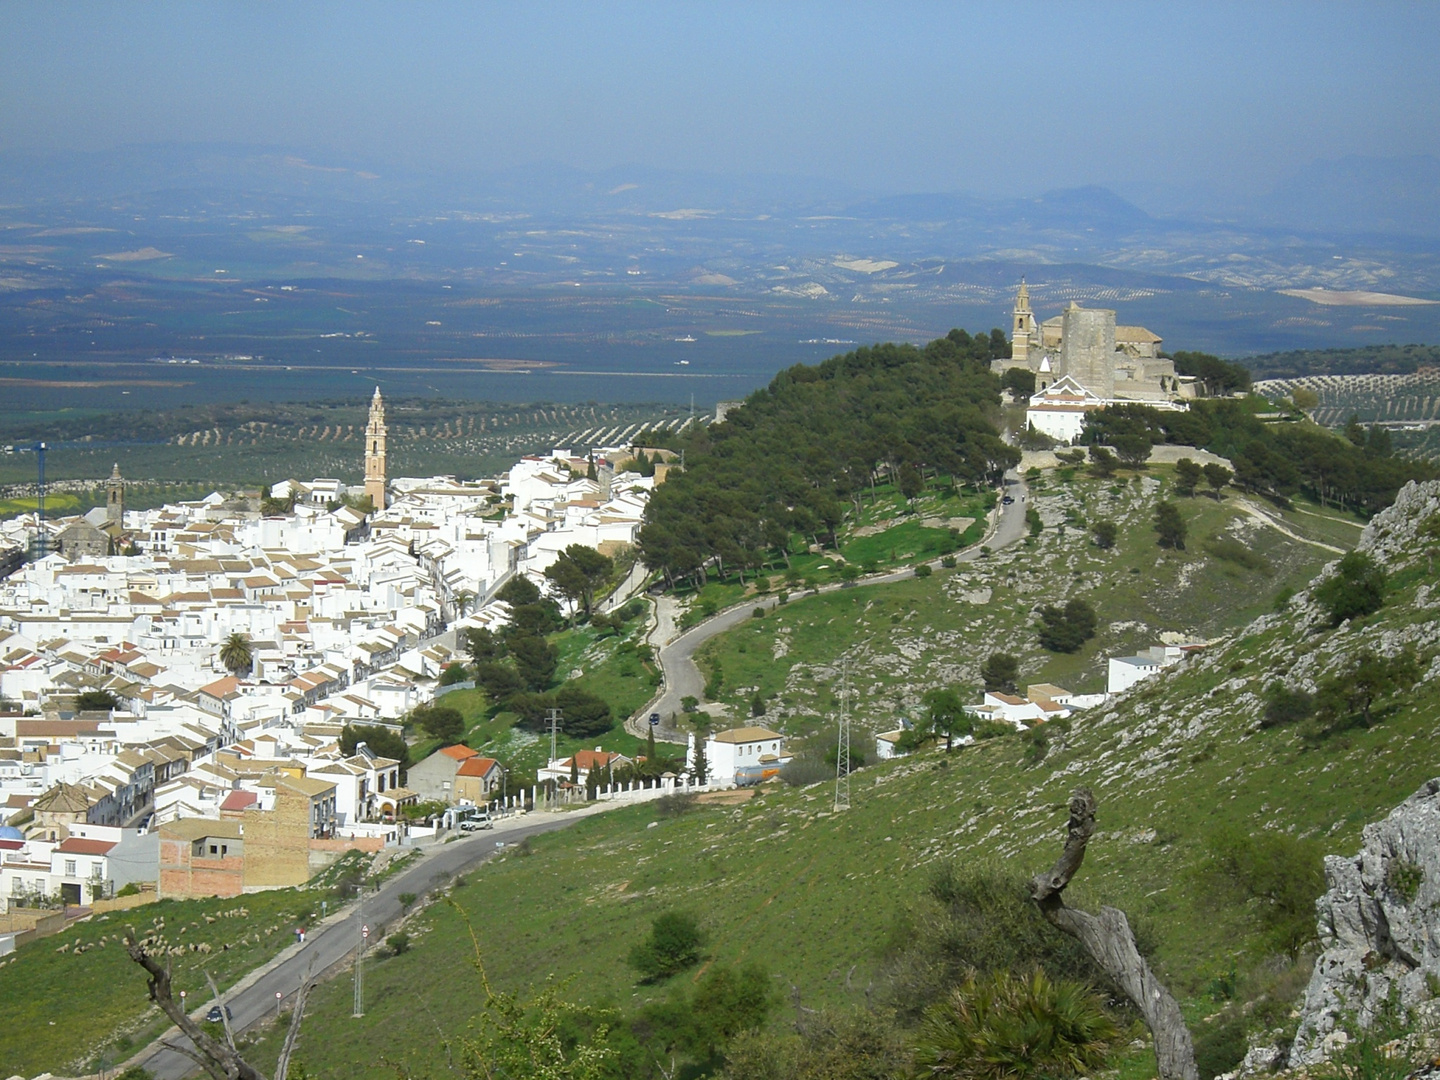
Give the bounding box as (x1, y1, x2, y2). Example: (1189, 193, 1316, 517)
(136, 811, 595, 1080)
(638, 471, 1029, 741)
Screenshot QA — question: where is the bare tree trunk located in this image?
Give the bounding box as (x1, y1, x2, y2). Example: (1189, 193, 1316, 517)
(125, 931, 269, 1080)
(1030, 789, 1199, 1080)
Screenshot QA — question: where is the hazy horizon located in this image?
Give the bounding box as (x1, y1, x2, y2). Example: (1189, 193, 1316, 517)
(4, 3, 1437, 208)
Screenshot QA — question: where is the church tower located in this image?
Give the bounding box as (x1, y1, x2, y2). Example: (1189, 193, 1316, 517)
(364, 387, 387, 511)
(1011, 280, 1036, 368)
(105, 463, 124, 524)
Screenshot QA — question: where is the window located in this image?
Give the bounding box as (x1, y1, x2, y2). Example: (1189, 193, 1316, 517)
(91, 864, 103, 879)
(64, 860, 77, 877)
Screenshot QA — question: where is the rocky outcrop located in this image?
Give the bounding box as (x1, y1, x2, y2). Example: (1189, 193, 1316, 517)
(1290, 777, 1440, 1066)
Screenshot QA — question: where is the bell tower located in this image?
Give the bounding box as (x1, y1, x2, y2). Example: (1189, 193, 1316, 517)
(105, 463, 124, 524)
(1011, 280, 1035, 368)
(363, 387, 387, 511)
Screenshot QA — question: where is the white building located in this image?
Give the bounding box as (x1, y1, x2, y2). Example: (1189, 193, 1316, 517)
(1106, 645, 1198, 695)
(688, 726, 789, 787)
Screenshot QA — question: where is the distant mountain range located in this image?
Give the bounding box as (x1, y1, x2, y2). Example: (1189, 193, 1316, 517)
(1, 144, 1436, 240)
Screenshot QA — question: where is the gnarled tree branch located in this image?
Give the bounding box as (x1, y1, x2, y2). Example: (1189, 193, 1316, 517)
(125, 928, 268, 1080)
(1030, 788, 1199, 1080)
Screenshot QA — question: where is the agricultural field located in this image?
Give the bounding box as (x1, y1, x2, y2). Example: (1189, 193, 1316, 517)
(1255, 370, 1440, 460)
(0, 398, 696, 496)
(693, 463, 1348, 744)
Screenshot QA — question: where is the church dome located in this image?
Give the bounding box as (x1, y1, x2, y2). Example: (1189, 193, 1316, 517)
(0, 824, 24, 841)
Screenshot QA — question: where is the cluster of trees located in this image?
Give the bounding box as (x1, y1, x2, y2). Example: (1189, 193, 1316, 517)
(1168, 350, 1252, 396)
(1313, 550, 1388, 626)
(1154, 502, 1187, 550)
(1262, 647, 1419, 738)
(1082, 399, 1435, 515)
(638, 330, 1019, 589)
(1173, 458, 1232, 499)
(1036, 599, 1099, 653)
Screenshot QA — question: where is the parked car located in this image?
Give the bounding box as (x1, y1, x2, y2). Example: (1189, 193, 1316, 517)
(206, 1005, 233, 1023)
(460, 813, 494, 831)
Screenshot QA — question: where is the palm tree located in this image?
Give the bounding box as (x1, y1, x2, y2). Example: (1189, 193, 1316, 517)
(453, 590, 476, 618)
(219, 632, 253, 678)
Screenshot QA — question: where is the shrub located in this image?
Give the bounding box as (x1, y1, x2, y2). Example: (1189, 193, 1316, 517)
(1386, 858, 1424, 903)
(914, 968, 1117, 1080)
(115, 881, 141, 897)
(1313, 551, 1386, 626)
(1205, 537, 1269, 572)
(779, 756, 834, 788)
(437, 663, 469, 686)
(1261, 685, 1314, 728)
(628, 911, 706, 981)
(941, 555, 957, 568)
(1193, 1010, 1248, 1080)
(398, 892, 418, 911)
(655, 791, 697, 817)
(1091, 519, 1117, 549)
(914, 562, 933, 578)
(1198, 827, 1324, 956)
(387, 931, 410, 956)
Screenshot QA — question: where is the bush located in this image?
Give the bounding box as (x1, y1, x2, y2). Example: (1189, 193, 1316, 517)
(1091, 519, 1117, 549)
(413, 705, 465, 744)
(115, 881, 141, 897)
(914, 562, 933, 578)
(780, 756, 834, 788)
(1194, 1011, 1249, 1080)
(1198, 827, 1325, 956)
(387, 931, 410, 956)
(1261, 685, 1314, 728)
(398, 892, 418, 911)
(1314, 551, 1387, 626)
(75, 689, 120, 711)
(941, 554, 957, 568)
(655, 791, 697, 817)
(628, 911, 706, 981)
(914, 968, 1118, 1080)
(437, 663, 469, 686)
(1205, 537, 1269, 572)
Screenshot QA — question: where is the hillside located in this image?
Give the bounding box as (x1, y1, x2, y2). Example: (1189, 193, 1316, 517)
(210, 480, 1440, 1080)
(693, 463, 1347, 733)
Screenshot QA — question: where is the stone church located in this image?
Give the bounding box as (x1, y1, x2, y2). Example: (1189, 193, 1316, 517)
(996, 282, 1194, 442)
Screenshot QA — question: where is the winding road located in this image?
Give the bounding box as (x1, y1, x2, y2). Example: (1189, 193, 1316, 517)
(632, 471, 1030, 743)
(133, 810, 603, 1080)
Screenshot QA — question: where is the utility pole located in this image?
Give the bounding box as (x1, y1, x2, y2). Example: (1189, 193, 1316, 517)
(353, 918, 368, 1017)
(834, 656, 851, 812)
(546, 707, 562, 765)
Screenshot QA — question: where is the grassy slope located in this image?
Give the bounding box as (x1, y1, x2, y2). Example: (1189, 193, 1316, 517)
(0, 857, 371, 1076)
(228, 475, 1440, 1080)
(698, 465, 1341, 733)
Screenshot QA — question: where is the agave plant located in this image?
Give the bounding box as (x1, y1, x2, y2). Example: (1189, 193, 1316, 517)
(914, 968, 1118, 1080)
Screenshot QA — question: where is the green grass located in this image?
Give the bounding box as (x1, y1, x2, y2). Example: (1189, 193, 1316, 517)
(693, 466, 1340, 729)
(233, 548, 1440, 1080)
(0, 880, 351, 1076)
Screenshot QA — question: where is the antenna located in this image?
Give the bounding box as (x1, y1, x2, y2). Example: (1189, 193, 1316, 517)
(834, 656, 851, 812)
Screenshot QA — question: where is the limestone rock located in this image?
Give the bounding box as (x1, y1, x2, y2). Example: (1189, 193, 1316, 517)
(1289, 777, 1440, 1066)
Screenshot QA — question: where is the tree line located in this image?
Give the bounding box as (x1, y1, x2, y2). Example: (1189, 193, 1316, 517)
(638, 329, 1019, 589)
(1080, 398, 1434, 515)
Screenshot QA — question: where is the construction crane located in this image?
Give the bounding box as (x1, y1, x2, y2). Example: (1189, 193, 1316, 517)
(16, 442, 47, 560)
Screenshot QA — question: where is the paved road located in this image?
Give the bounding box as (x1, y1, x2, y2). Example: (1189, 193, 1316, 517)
(136, 811, 598, 1080)
(635, 472, 1029, 741)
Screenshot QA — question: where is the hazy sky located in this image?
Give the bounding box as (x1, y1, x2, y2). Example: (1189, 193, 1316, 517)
(3, 2, 1436, 198)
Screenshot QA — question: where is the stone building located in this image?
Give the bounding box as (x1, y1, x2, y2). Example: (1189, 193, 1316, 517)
(998, 282, 1190, 404)
(998, 282, 1194, 443)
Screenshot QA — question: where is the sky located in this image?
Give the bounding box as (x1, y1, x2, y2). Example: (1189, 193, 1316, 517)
(2, 2, 1437, 200)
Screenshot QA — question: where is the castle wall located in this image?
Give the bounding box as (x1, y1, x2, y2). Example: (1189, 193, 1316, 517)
(1058, 306, 1115, 399)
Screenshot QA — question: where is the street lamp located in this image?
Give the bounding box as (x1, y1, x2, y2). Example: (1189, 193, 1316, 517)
(501, 767, 507, 817)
